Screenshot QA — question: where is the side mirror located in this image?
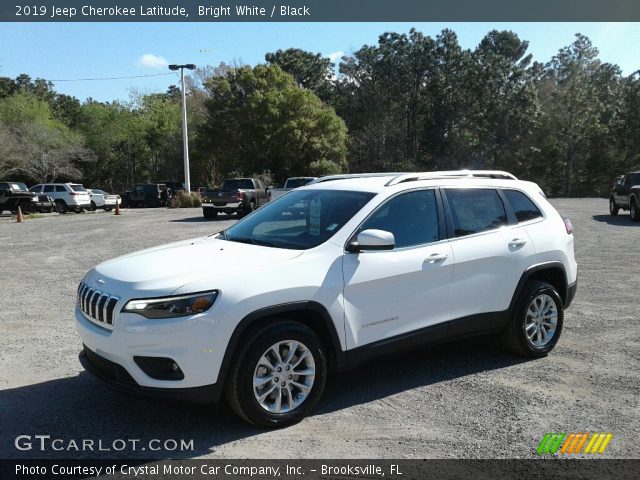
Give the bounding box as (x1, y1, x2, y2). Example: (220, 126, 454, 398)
(347, 229, 395, 252)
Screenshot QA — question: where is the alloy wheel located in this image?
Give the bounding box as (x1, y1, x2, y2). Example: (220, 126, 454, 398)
(253, 340, 315, 414)
(525, 294, 558, 347)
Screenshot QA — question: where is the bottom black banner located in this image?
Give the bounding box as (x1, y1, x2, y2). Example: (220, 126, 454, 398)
(3, 459, 639, 480)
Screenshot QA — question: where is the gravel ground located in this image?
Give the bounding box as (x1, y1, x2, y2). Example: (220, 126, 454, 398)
(0, 200, 638, 459)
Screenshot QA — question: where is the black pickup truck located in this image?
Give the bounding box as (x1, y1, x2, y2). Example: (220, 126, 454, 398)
(0, 181, 37, 213)
(610, 171, 640, 221)
(202, 178, 269, 219)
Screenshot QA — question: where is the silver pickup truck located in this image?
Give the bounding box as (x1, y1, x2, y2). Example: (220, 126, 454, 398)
(268, 177, 317, 201)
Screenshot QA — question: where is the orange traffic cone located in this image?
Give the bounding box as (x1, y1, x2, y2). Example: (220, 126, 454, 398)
(114, 199, 121, 215)
(16, 206, 24, 223)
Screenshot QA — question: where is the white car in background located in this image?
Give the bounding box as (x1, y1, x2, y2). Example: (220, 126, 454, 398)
(87, 189, 120, 211)
(29, 183, 91, 213)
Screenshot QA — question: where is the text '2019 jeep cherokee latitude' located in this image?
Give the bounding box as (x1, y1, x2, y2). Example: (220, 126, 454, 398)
(76, 170, 577, 427)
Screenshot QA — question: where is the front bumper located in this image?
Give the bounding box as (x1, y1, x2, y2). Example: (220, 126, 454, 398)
(74, 306, 226, 401)
(79, 347, 221, 403)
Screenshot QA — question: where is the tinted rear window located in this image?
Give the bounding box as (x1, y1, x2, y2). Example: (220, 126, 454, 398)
(503, 190, 543, 223)
(70, 184, 86, 192)
(446, 188, 508, 237)
(223, 179, 254, 190)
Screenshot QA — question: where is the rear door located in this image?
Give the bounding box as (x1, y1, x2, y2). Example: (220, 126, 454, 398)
(343, 189, 453, 348)
(443, 188, 535, 332)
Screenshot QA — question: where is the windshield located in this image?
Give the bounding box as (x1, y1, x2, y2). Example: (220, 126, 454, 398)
(223, 189, 375, 250)
(11, 183, 29, 191)
(223, 179, 254, 190)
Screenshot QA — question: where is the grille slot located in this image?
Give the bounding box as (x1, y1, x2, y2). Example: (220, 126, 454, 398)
(77, 281, 118, 328)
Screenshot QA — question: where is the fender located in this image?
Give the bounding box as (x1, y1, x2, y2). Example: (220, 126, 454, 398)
(508, 261, 570, 312)
(216, 301, 347, 390)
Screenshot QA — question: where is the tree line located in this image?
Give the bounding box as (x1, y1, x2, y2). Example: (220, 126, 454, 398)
(1, 29, 638, 196)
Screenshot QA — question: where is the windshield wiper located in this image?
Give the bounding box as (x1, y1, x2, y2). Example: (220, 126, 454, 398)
(226, 236, 277, 248)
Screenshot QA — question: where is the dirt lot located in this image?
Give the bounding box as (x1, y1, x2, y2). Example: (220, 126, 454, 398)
(0, 199, 638, 459)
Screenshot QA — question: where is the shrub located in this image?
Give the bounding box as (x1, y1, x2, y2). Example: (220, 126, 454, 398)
(169, 191, 202, 208)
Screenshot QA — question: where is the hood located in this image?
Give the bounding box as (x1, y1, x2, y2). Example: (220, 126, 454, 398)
(86, 236, 302, 295)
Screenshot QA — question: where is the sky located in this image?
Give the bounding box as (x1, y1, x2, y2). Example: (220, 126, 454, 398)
(0, 22, 638, 102)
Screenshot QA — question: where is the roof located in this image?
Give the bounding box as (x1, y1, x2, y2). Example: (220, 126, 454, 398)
(304, 170, 527, 193)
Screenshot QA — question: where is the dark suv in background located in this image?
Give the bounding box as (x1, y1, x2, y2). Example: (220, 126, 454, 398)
(129, 183, 172, 208)
(610, 171, 640, 221)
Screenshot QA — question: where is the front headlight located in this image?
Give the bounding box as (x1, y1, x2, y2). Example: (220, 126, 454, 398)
(122, 291, 218, 319)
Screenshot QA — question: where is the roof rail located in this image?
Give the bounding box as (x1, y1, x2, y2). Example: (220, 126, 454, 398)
(309, 173, 407, 184)
(385, 170, 517, 186)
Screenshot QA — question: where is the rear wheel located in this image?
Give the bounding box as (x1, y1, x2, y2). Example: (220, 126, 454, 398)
(631, 198, 640, 222)
(203, 208, 217, 220)
(225, 321, 327, 428)
(502, 280, 564, 357)
(55, 200, 67, 214)
(609, 197, 619, 216)
(88, 201, 97, 211)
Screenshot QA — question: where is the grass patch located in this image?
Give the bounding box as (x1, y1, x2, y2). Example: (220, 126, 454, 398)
(169, 191, 202, 208)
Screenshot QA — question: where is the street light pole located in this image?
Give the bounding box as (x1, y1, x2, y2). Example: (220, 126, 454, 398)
(169, 63, 196, 193)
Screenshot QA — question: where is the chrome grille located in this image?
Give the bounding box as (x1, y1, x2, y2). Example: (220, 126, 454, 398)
(77, 281, 118, 328)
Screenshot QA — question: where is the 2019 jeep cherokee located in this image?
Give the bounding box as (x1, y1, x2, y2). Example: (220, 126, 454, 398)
(75, 170, 577, 427)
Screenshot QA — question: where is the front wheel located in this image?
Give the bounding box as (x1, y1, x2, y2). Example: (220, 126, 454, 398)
(88, 201, 97, 211)
(225, 321, 327, 428)
(631, 198, 640, 222)
(609, 197, 619, 216)
(502, 281, 564, 358)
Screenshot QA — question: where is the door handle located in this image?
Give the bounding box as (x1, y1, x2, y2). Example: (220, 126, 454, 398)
(425, 253, 448, 262)
(509, 238, 528, 248)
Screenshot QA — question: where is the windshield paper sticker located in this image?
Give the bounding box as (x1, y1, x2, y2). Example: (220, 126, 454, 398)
(310, 199, 321, 236)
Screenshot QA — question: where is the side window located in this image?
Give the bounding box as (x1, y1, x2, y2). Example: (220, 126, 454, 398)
(56, 186, 66, 192)
(360, 190, 439, 248)
(43, 185, 54, 193)
(503, 190, 543, 223)
(446, 188, 507, 237)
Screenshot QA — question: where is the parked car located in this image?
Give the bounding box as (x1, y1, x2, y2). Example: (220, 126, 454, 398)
(202, 178, 269, 219)
(29, 183, 91, 213)
(87, 189, 120, 211)
(609, 171, 640, 221)
(268, 177, 317, 201)
(34, 194, 55, 213)
(76, 170, 577, 427)
(0, 181, 37, 213)
(129, 183, 171, 208)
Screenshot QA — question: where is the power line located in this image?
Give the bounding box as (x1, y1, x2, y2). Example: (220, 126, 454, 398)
(50, 72, 177, 82)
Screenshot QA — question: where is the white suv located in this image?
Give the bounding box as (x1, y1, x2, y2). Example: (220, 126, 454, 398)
(75, 171, 577, 427)
(29, 183, 91, 213)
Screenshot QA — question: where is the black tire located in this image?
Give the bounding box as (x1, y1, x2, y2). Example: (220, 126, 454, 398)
(104, 207, 112, 212)
(74, 207, 84, 213)
(609, 197, 619, 216)
(88, 201, 97, 211)
(225, 321, 328, 428)
(631, 198, 640, 222)
(55, 200, 67, 214)
(502, 280, 564, 358)
(203, 208, 217, 220)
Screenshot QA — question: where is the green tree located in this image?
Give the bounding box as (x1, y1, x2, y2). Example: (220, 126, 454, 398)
(198, 64, 347, 184)
(265, 48, 333, 97)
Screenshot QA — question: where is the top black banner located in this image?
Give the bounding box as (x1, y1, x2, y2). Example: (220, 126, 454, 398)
(3, 0, 640, 22)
